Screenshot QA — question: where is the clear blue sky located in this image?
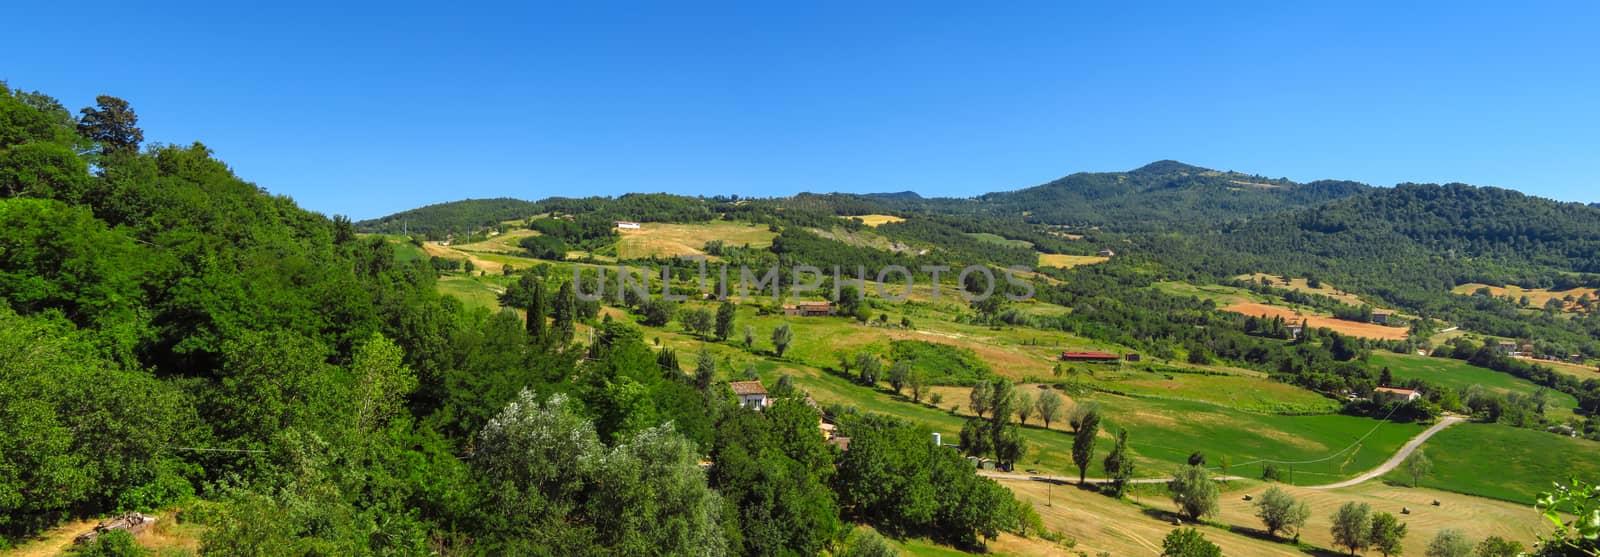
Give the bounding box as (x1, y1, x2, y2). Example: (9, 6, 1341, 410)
(6, 1, 1597, 219)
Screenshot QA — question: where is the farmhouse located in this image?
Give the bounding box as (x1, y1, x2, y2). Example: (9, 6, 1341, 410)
(1097, 248, 1116, 257)
(615, 221, 641, 230)
(1286, 324, 1304, 339)
(1374, 387, 1422, 402)
(1494, 341, 1520, 356)
(729, 381, 769, 409)
(782, 301, 835, 317)
(1371, 311, 1392, 325)
(1061, 351, 1119, 362)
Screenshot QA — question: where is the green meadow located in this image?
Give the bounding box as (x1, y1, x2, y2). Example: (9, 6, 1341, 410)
(1383, 422, 1600, 503)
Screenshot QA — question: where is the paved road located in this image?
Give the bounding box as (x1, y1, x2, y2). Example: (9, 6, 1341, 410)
(1304, 416, 1464, 490)
(979, 416, 1465, 490)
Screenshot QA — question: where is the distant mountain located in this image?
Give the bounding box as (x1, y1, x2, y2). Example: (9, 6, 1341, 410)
(356, 198, 539, 235)
(965, 161, 1371, 232)
(1200, 183, 1600, 312)
(863, 191, 923, 201)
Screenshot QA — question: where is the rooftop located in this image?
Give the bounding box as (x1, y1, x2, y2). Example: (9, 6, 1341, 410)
(729, 381, 768, 396)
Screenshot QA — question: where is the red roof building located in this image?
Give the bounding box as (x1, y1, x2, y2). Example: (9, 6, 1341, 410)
(1060, 351, 1120, 362)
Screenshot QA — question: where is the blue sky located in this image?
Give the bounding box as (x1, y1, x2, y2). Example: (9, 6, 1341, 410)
(6, 1, 1597, 219)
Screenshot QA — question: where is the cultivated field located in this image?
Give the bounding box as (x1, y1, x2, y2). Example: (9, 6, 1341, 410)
(844, 214, 906, 227)
(1037, 253, 1109, 268)
(1453, 282, 1598, 312)
(1222, 302, 1410, 340)
(615, 221, 777, 260)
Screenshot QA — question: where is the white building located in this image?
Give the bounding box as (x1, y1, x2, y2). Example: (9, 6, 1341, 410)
(730, 381, 769, 409)
(615, 221, 641, 230)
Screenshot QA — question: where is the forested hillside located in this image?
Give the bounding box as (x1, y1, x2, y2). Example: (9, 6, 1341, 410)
(355, 197, 540, 236)
(1, 83, 1040, 555)
(956, 161, 1370, 231)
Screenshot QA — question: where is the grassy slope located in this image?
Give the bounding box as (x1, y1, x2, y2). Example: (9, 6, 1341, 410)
(1382, 422, 1600, 503)
(1370, 352, 1579, 417)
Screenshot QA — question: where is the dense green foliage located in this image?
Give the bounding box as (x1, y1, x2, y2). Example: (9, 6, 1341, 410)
(0, 85, 1046, 554)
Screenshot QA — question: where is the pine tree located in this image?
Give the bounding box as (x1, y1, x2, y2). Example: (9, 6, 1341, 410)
(526, 280, 548, 344)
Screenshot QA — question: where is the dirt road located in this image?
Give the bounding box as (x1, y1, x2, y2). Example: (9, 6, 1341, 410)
(1304, 416, 1464, 490)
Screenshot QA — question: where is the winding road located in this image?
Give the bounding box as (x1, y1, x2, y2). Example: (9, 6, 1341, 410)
(979, 416, 1465, 489)
(1303, 416, 1464, 489)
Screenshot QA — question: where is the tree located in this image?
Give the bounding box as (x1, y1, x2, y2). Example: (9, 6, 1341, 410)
(1331, 502, 1373, 555)
(994, 424, 1027, 467)
(77, 95, 143, 156)
(888, 361, 911, 395)
(714, 301, 737, 341)
(1161, 527, 1222, 557)
(959, 419, 993, 458)
(743, 324, 756, 348)
(526, 279, 548, 344)
(1425, 529, 1472, 557)
(1253, 486, 1310, 539)
(969, 381, 993, 419)
(1014, 391, 1034, 426)
(682, 307, 714, 339)
(839, 529, 898, 557)
(639, 298, 677, 327)
(1166, 465, 1219, 522)
(349, 333, 417, 434)
(551, 280, 578, 346)
(1072, 409, 1101, 483)
(1187, 451, 1207, 467)
(1035, 390, 1063, 429)
(694, 349, 716, 391)
(854, 352, 883, 386)
(1102, 428, 1134, 498)
(1369, 511, 1407, 557)
(771, 323, 794, 357)
(908, 370, 930, 403)
(1405, 448, 1433, 488)
(1473, 536, 1522, 557)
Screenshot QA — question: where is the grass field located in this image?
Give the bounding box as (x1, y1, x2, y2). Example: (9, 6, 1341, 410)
(458, 228, 541, 253)
(1238, 273, 1368, 306)
(1037, 254, 1109, 268)
(1079, 370, 1342, 414)
(1453, 282, 1597, 312)
(1380, 422, 1600, 503)
(1154, 281, 1262, 306)
(1369, 352, 1579, 416)
(843, 214, 906, 227)
(965, 232, 1033, 249)
(437, 275, 505, 311)
(1222, 302, 1410, 340)
(615, 221, 776, 260)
